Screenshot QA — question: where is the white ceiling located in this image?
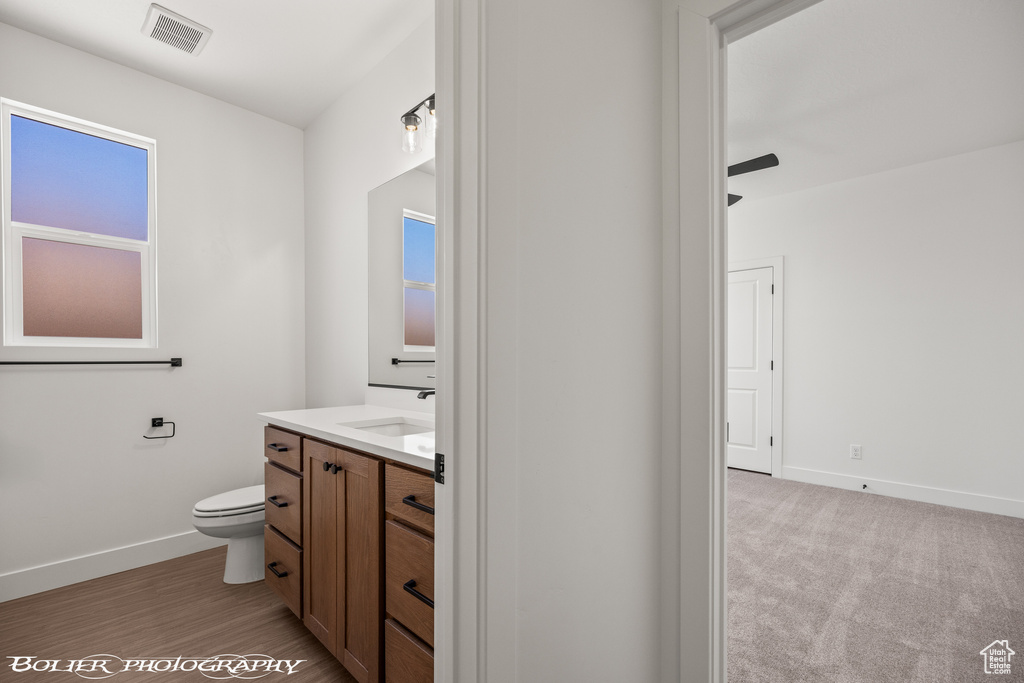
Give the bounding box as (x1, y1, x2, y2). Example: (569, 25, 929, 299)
(727, 0, 1024, 204)
(0, 0, 433, 129)
(1, 0, 1021, 187)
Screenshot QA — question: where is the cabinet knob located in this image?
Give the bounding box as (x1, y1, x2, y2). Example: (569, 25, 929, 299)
(330, 464, 340, 474)
(322, 461, 331, 472)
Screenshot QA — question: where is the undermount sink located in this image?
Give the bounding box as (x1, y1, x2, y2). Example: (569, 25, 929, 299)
(338, 416, 434, 438)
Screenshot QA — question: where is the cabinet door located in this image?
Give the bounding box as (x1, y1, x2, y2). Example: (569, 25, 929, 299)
(303, 439, 338, 656)
(384, 464, 435, 534)
(265, 462, 302, 545)
(265, 426, 302, 472)
(264, 525, 302, 618)
(338, 449, 384, 683)
(385, 521, 434, 646)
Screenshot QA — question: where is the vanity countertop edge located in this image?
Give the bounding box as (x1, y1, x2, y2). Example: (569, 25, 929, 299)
(258, 404, 435, 472)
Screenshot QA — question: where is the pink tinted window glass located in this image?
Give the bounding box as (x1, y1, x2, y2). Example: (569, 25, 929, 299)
(10, 115, 149, 241)
(404, 288, 435, 347)
(22, 238, 143, 339)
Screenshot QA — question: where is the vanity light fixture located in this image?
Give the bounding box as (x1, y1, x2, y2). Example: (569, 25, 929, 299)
(400, 94, 436, 154)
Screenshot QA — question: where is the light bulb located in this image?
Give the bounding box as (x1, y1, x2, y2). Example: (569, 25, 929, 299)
(403, 128, 421, 153)
(425, 97, 437, 138)
(401, 113, 422, 154)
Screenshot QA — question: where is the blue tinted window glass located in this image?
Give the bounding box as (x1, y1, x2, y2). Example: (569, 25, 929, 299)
(11, 115, 149, 241)
(403, 217, 435, 284)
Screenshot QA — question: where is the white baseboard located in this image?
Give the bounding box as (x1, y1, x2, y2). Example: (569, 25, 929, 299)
(0, 531, 227, 603)
(781, 466, 1024, 519)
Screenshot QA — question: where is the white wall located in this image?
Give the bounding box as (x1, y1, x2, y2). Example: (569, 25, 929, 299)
(729, 140, 1024, 516)
(303, 19, 435, 412)
(0, 23, 306, 599)
(443, 0, 666, 679)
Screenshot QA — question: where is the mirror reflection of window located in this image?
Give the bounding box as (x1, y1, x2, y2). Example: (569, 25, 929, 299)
(402, 211, 435, 349)
(367, 159, 435, 390)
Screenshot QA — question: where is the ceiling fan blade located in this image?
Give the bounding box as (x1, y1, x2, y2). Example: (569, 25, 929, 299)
(727, 153, 779, 177)
(728, 193, 743, 206)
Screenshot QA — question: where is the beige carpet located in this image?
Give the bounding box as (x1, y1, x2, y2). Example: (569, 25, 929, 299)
(727, 469, 1024, 682)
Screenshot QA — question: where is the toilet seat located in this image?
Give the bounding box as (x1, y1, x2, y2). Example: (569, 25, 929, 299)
(192, 508, 266, 529)
(193, 503, 264, 518)
(193, 484, 265, 517)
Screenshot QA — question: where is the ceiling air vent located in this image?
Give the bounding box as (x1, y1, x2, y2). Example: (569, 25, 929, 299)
(142, 4, 212, 55)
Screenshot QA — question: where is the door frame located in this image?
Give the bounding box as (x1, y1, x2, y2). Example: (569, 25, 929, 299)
(728, 257, 785, 477)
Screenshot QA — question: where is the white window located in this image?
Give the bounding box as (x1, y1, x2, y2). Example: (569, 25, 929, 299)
(1, 99, 157, 347)
(402, 209, 435, 351)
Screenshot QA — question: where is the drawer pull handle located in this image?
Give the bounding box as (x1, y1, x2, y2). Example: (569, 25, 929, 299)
(267, 443, 288, 452)
(267, 562, 288, 578)
(403, 580, 434, 609)
(267, 495, 288, 508)
(322, 461, 331, 472)
(402, 495, 435, 515)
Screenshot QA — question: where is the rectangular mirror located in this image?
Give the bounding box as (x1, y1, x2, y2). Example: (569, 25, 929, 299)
(368, 159, 436, 389)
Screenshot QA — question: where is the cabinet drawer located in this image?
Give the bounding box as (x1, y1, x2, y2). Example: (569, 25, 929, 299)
(265, 462, 302, 545)
(384, 619, 433, 683)
(386, 520, 434, 646)
(265, 525, 302, 619)
(385, 465, 434, 533)
(265, 426, 302, 472)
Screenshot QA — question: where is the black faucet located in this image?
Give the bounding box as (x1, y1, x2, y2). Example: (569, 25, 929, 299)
(417, 390, 435, 399)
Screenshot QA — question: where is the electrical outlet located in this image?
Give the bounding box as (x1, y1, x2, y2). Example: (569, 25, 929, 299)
(152, 417, 164, 428)
(850, 444, 862, 460)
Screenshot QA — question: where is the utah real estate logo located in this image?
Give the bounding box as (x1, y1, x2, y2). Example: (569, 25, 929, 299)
(980, 640, 1015, 675)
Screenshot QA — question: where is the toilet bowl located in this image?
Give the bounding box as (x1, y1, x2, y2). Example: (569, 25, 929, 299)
(192, 485, 266, 584)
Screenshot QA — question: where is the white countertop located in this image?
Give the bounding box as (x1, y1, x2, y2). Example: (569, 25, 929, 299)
(258, 405, 435, 472)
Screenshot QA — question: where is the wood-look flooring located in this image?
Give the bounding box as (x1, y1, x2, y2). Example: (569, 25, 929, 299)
(0, 547, 356, 682)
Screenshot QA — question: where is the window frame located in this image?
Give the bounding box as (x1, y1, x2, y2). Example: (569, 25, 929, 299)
(1, 98, 158, 348)
(402, 208, 436, 352)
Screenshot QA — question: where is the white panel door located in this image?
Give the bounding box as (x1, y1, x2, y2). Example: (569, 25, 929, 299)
(727, 267, 773, 473)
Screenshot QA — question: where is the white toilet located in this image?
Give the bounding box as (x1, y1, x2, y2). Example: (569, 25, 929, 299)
(192, 485, 266, 584)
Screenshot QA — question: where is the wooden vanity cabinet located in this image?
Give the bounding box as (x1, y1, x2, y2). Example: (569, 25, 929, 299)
(383, 464, 435, 682)
(303, 438, 384, 683)
(263, 427, 303, 618)
(263, 423, 435, 683)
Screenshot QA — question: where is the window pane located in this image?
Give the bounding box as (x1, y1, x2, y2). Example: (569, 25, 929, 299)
(11, 115, 149, 241)
(404, 287, 435, 347)
(22, 238, 143, 339)
(403, 217, 435, 284)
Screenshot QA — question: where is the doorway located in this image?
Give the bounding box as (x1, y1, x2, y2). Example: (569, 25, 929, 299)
(720, 0, 1024, 679)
